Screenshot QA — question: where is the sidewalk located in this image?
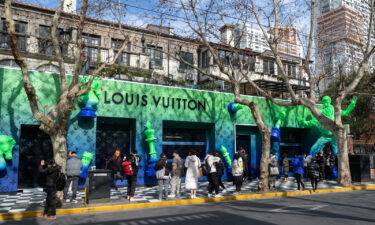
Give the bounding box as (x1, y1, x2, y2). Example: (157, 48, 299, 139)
(1, 178, 374, 215)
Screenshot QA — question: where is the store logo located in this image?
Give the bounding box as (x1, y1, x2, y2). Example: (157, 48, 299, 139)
(103, 91, 206, 111)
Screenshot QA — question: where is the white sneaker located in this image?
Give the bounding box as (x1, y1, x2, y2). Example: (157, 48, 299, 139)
(65, 199, 71, 203)
(168, 194, 175, 198)
(215, 194, 223, 197)
(71, 199, 78, 204)
(207, 194, 213, 197)
(129, 197, 135, 202)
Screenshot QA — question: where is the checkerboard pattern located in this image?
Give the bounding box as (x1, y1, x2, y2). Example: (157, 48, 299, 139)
(0, 178, 373, 214)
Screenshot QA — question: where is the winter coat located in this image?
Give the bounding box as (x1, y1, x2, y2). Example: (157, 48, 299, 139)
(293, 156, 304, 175)
(172, 155, 183, 177)
(232, 158, 244, 177)
(39, 164, 60, 188)
(206, 155, 221, 173)
(66, 155, 83, 177)
(155, 159, 171, 176)
(239, 151, 249, 173)
(184, 155, 201, 190)
(108, 157, 122, 173)
(282, 157, 289, 174)
(308, 161, 320, 178)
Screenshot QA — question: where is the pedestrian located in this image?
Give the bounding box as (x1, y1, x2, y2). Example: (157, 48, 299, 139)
(282, 152, 289, 182)
(315, 152, 325, 180)
(123, 150, 141, 201)
(293, 154, 305, 191)
(206, 152, 222, 197)
(239, 147, 249, 182)
(108, 150, 123, 190)
(63, 151, 82, 203)
(324, 151, 334, 180)
(39, 160, 60, 220)
(169, 151, 183, 198)
(308, 158, 320, 192)
(154, 153, 171, 201)
(214, 152, 226, 191)
(269, 150, 279, 190)
(303, 153, 311, 180)
(185, 150, 201, 199)
(232, 153, 244, 194)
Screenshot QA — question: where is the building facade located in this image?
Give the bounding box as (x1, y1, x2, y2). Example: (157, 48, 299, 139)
(0, 68, 319, 192)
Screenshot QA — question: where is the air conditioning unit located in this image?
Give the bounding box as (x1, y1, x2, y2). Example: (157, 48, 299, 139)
(185, 72, 196, 81)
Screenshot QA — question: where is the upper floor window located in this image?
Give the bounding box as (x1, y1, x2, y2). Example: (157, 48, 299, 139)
(200, 50, 209, 68)
(217, 49, 255, 70)
(0, 18, 28, 51)
(147, 45, 163, 68)
(278, 62, 297, 77)
(82, 34, 101, 63)
(112, 39, 131, 66)
(179, 51, 194, 70)
(263, 59, 275, 75)
(38, 25, 70, 56)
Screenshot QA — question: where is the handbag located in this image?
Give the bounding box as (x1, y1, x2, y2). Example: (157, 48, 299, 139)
(156, 167, 165, 179)
(269, 166, 279, 175)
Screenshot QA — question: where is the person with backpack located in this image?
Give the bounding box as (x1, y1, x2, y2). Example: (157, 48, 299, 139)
(154, 153, 171, 201)
(123, 150, 141, 201)
(108, 150, 122, 190)
(206, 152, 221, 197)
(169, 151, 183, 198)
(185, 150, 201, 199)
(232, 153, 244, 194)
(308, 157, 320, 192)
(63, 151, 82, 203)
(39, 159, 61, 220)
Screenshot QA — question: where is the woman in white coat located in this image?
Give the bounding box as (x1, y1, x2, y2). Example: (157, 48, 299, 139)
(184, 150, 201, 199)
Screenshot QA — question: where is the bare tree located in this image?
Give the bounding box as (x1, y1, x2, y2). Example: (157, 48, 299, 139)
(244, 0, 375, 186)
(4, 0, 129, 172)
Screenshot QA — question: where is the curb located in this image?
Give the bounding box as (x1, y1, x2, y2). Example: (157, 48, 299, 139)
(1, 185, 375, 221)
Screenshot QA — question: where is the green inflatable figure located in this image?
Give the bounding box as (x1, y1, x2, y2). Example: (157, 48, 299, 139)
(0, 135, 16, 170)
(79, 76, 101, 118)
(298, 96, 357, 155)
(144, 121, 157, 161)
(271, 107, 287, 159)
(219, 145, 232, 168)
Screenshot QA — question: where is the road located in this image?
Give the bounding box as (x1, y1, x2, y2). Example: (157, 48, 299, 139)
(2, 190, 375, 225)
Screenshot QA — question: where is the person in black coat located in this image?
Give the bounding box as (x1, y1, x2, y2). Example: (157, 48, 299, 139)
(239, 148, 249, 182)
(308, 158, 320, 191)
(108, 150, 123, 190)
(123, 150, 142, 201)
(39, 160, 60, 219)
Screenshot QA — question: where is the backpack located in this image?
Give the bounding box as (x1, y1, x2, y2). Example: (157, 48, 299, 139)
(122, 161, 134, 176)
(202, 158, 210, 176)
(56, 171, 67, 191)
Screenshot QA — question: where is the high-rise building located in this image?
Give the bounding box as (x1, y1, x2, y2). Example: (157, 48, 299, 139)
(220, 24, 302, 57)
(316, 0, 375, 89)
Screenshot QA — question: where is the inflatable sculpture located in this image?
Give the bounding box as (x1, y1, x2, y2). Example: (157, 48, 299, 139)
(219, 145, 232, 168)
(271, 108, 287, 159)
(228, 102, 243, 114)
(80, 152, 94, 178)
(79, 76, 101, 118)
(298, 96, 357, 155)
(145, 121, 157, 176)
(0, 135, 16, 170)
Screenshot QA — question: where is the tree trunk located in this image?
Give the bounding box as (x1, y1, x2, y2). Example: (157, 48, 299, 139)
(258, 132, 271, 192)
(50, 130, 68, 173)
(334, 128, 352, 186)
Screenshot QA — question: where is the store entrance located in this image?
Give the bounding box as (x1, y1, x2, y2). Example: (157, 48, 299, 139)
(18, 124, 53, 188)
(95, 117, 135, 169)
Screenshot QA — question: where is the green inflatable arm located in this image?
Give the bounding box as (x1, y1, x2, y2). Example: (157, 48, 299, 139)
(144, 121, 157, 160)
(219, 145, 232, 166)
(81, 152, 94, 167)
(274, 108, 287, 128)
(0, 135, 16, 160)
(341, 96, 357, 116)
